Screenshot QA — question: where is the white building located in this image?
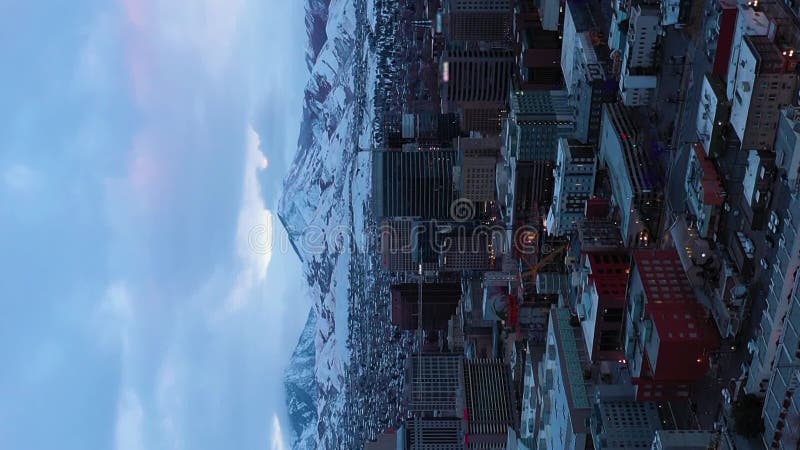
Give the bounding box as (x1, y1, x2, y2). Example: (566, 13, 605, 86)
(776, 107, 800, 190)
(725, 4, 770, 101)
(762, 274, 800, 449)
(618, 4, 660, 106)
(695, 74, 731, 157)
(685, 143, 726, 239)
(728, 35, 798, 150)
(536, 307, 592, 450)
(747, 194, 800, 395)
(547, 139, 596, 235)
(651, 430, 715, 450)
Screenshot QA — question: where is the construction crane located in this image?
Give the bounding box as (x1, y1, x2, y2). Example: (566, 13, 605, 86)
(519, 243, 570, 282)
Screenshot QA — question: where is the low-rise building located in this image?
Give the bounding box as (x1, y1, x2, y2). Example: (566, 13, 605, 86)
(695, 74, 731, 157)
(741, 149, 775, 230)
(651, 430, 715, 450)
(590, 394, 661, 449)
(685, 143, 726, 239)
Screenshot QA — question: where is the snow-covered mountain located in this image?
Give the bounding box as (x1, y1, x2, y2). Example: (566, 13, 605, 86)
(283, 310, 317, 447)
(280, 0, 374, 446)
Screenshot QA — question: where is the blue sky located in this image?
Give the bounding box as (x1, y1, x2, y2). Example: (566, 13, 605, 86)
(0, 1, 309, 449)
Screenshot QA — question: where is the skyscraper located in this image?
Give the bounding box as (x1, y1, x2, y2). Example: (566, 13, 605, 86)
(375, 148, 457, 220)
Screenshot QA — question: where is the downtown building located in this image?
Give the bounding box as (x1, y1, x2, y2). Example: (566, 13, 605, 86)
(514, 0, 565, 89)
(762, 273, 800, 449)
(623, 250, 719, 400)
(534, 307, 593, 450)
(374, 148, 457, 221)
(505, 89, 574, 227)
(546, 139, 597, 236)
(728, 35, 799, 151)
(617, 2, 661, 107)
(441, 48, 515, 136)
(576, 251, 631, 362)
(442, 0, 514, 45)
(685, 143, 726, 240)
(562, 0, 617, 144)
(455, 135, 501, 204)
(401, 353, 467, 449)
(695, 73, 731, 158)
(599, 102, 662, 246)
(746, 180, 800, 395)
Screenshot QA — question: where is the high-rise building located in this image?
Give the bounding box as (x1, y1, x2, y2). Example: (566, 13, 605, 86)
(695, 74, 731, 157)
(577, 218, 625, 252)
(391, 283, 462, 335)
(507, 90, 574, 162)
(762, 274, 800, 449)
(515, 1, 565, 89)
(564, 32, 617, 145)
(535, 307, 593, 450)
(381, 217, 417, 273)
(402, 417, 465, 450)
(375, 148, 457, 220)
(590, 396, 662, 449)
(729, 35, 799, 151)
(624, 250, 719, 400)
(746, 194, 800, 395)
(724, 3, 770, 101)
(776, 107, 800, 192)
(456, 136, 500, 203)
(441, 49, 515, 135)
(618, 3, 660, 106)
(442, 0, 513, 44)
(547, 139, 597, 235)
(577, 251, 630, 362)
(712, 0, 738, 80)
(407, 354, 465, 415)
(463, 359, 516, 446)
(600, 102, 661, 246)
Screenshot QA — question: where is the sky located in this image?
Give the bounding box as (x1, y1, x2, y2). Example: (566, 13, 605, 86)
(0, 1, 310, 449)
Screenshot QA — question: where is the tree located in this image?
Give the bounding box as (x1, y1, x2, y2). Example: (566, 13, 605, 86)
(731, 394, 765, 438)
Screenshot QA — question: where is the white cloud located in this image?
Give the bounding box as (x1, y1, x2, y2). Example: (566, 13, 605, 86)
(114, 389, 145, 450)
(3, 163, 39, 193)
(270, 414, 286, 450)
(219, 126, 273, 316)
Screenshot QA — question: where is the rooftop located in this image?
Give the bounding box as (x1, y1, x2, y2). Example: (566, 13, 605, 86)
(633, 250, 695, 304)
(691, 143, 726, 206)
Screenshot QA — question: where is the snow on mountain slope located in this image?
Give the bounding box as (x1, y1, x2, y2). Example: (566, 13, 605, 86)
(280, 0, 372, 446)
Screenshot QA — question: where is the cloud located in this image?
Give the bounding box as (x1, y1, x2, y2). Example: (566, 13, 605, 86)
(270, 415, 286, 450)
(220, 126, 273, 316)
(0, 0, 309, 448)
(114, 389, 145, 450)
(3, 163, 39, 193)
